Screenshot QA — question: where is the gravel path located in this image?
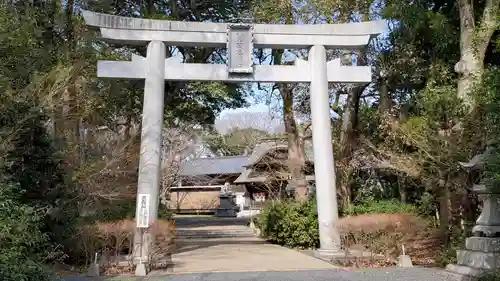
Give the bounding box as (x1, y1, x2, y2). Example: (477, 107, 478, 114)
(61, 267, 458, 281)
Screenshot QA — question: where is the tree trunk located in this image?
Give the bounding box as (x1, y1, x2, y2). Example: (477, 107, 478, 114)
(437, 170, 451, 240)
(280, 83, 308, 200)
(338, 49, 367, 208)
(65, 0, 74, 44)
(398, 175, 408, 204)
(456, 0, 499, 110)
(378, 76, 391, 118)
(272, 38, 308, 200)
(400, 187, 408, 204)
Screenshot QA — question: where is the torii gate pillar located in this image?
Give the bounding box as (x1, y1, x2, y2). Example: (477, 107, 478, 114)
(309, 45, 341, 252)
(133, 41, 166, 274)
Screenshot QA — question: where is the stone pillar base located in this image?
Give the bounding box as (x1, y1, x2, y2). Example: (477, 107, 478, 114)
(135, 263, 149, 276)
(215, 195, 237, 217)
(447, 237, 500, 278)
(86, 264, 100, 277)
(446, 264, 487, 278)
(313, 249, 345, 262)
(397, 255, 413, 267)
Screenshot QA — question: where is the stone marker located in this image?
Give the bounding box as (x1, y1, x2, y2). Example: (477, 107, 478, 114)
(86, 253, 100, 277)
(135, 263, 148, 276)
(397, 244, 413, 267)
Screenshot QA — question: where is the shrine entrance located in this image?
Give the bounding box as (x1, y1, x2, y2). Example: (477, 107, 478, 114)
(82, 10, 384, 275)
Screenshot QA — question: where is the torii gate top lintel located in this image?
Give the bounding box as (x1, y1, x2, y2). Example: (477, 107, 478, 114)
(81, 10, 386, 48)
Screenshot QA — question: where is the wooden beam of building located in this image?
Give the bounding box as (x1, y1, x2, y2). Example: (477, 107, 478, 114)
(97, 56, 372, 83)
(169, 185, 225, 190)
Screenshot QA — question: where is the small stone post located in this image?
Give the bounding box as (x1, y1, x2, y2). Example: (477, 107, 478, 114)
(132, 40, 166, 275)
(397, 244, 413, 267)
(87, 253, 100, 277)
(309, 45, 342, 254)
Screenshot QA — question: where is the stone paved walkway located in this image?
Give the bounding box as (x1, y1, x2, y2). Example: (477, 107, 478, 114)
(63, 267, 457, 281)
(171, 216, 336, 274)
(62, 216, 458, 281)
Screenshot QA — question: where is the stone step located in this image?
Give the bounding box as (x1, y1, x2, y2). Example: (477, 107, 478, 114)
(176, 235, 257, 239)
(446, 264, 486, 278)
(173, 216, 250, 227)
(457, 249, 500, 269)
(466, 237, 500, 252)
(176, 229, 254, 234)
(175, 229, 257, 239)
(175, 234, 257, 239)
(175, 236, 266, 244)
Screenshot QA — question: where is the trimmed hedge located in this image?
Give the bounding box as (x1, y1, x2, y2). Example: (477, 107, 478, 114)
(257, 199, 319, 249)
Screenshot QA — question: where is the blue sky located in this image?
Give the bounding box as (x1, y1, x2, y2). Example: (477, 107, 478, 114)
(220, 102, 270, 116)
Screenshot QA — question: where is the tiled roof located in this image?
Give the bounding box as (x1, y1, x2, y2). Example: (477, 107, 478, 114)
(234, 167, 315, 183)
(245, 140, 314, 167)
(179, 156, 250, 176)
(178, 140, 315, 177)
(246, 142, 289, 167)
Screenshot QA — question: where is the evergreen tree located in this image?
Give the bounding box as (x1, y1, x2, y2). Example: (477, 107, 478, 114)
(3, 109, 65, 207)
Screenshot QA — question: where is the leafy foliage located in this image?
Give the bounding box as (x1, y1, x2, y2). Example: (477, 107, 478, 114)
(204, 127, 274, 156)
(258, 199, 319, 249)
(0, 0, 260, 275)
(478, 67, 500, 191)
(478, 271, 500, 281)
(0, 183, 56, 281)
(2, 105, 66, 207)
(342, 199, 416, 216)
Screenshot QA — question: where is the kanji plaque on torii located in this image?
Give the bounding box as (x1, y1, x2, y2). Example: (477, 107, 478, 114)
(82, 10, 385, 276)
(227, 23, 253, 74)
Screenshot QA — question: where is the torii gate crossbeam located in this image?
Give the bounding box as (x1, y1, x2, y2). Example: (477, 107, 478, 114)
(82, 10, 384, 48)
(97, 55, 372, 83)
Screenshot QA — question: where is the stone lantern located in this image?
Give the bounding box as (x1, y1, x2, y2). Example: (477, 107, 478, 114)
(216, 182, 238, 217)
(447, 146, 500, 278)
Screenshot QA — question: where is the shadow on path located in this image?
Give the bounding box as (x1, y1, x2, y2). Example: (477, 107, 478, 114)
(173, 216, 250, 228)
(62, 267, 457, 281)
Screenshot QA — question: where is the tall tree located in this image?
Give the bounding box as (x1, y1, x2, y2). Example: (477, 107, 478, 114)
(456, 0, 500, 109)
(252, 0, 313, 200)
(204, 127, 274, 156)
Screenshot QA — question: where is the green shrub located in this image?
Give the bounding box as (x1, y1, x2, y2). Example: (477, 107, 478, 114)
(436, 226, 466, 267)
(416, 192, 437, 218)
(343, 199, 416, 216)
(479, 271, 500, 281)
(89, 200, 173, 223)
(0, 254, 55, 281)
(91, 200, 136, 222)
(436, 245, 457, 267)
(0, 185, 56, 281)
(258, 199, 319, 249)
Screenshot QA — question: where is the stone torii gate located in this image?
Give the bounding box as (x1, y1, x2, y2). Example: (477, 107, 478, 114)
(82, 10, 384, 275)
